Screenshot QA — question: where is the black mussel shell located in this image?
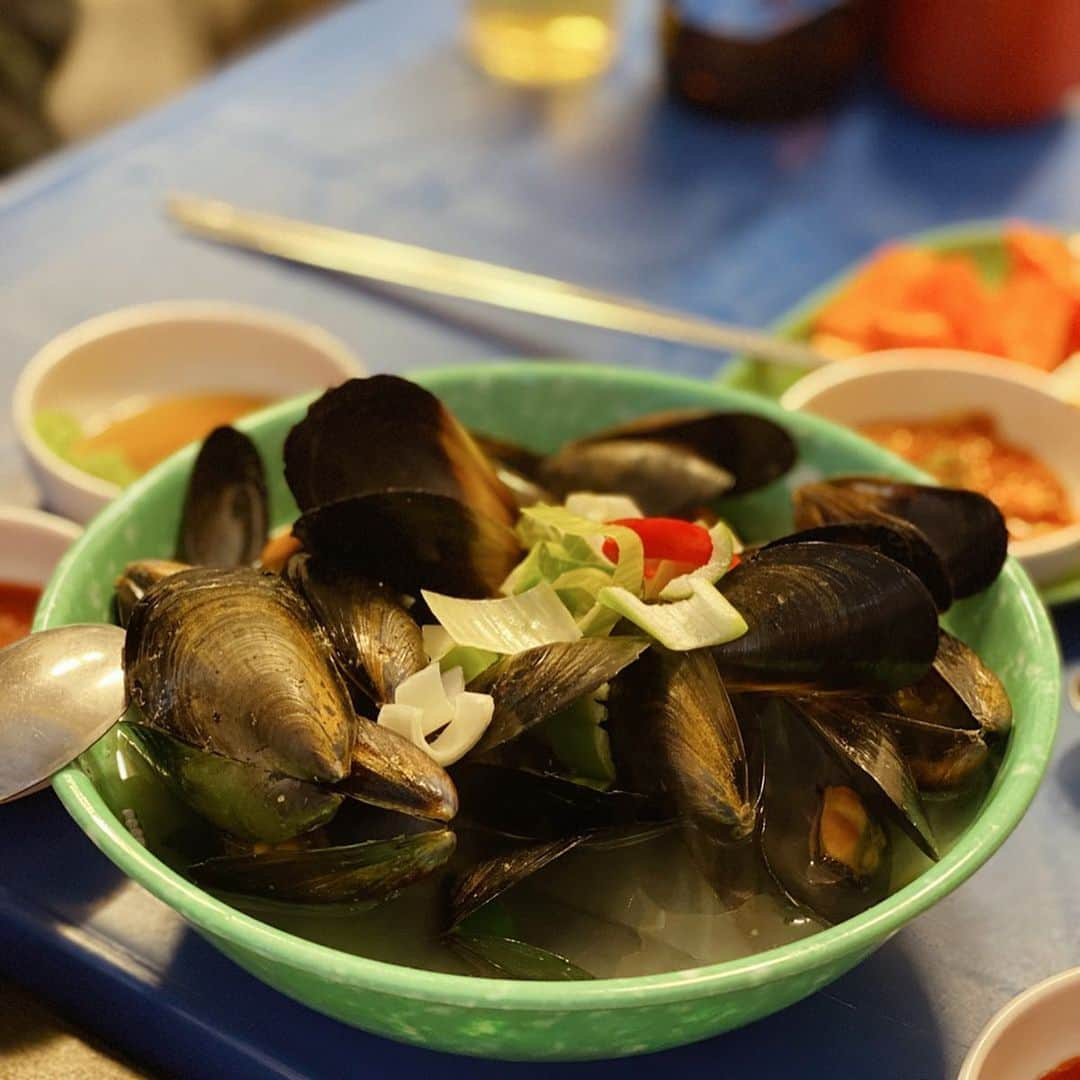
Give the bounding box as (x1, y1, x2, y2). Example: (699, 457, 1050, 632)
(468, 637, 650, 755)
(286, 552, 426, 705)
(561, 408, 797, 496)
(448, 933, 593, 980)
(447, 835, 585, 929)
(714, 542, 940, 692)
(337, 718, 459, 823)
(190, 829, 455, 905)
(757, 699, 892, 925)
(128, 725, 342, 845)
(607, 647, 753, 842)
(538, 439, 737, 517)
(293, 491, 521, 599)
(794, 477, 1007, 601)
(888, 631, 1012, 742)
(451, 762, 661, 840)
(115, 558, 189, 628)
(284, 376, 517, 528)
(787, 696, 937, 859)
(883, 630, 1011, 791)
(177, 427, 269, 568)
(125, 567, 355, 783)
(764, 521, 953, 612)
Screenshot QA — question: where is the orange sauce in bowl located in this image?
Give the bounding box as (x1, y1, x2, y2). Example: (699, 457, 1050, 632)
(859, 412, 1073, 540)
(0, 583, 41, 647)
(1040, 1057, 1080, 1080)
(78, 393, 271, 475)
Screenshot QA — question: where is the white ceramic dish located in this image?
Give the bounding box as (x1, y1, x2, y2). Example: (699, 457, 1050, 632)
(13, 302, 364, 523)
(781, 349, 1080, 588)
(958, 967, 1080, 1080)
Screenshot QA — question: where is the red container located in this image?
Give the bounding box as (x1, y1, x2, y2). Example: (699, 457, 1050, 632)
(885, 0, 1080, 126)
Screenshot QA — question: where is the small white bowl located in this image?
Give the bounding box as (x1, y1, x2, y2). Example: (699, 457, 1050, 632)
(958, 967, 1080, 1080)
(0, 506, 82, 590)
(781, 349, 1080, 588)
(13, 302, 364, 523)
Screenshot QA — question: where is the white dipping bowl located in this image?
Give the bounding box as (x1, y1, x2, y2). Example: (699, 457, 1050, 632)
(781, 349, 1080, 588)
(958, 967, 1080, 1080)
(13, 302, 364, 523)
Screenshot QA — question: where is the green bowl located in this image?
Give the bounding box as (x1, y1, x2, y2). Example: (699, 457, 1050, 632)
(37, 363, 1060, 1061)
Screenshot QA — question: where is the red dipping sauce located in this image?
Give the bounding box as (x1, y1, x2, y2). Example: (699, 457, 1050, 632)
(0, 583, 41, 648)
(1041, 1057, 1080, 1080)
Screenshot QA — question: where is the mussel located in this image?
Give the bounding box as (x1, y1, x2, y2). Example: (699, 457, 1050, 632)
(884, 630, 1012, 791)
(764, 521, 953, 612)
(538, 408, 797, 515)
(177, 426, 269, 568)
(468, 637, 650, 754)
(286, 552, 426, 705)
(129, 726, 343, 845)
(190, 829, 455, 906)
(714, 542, 940, 692)
(115, 558, 189, 627)
(448, 835, 586, 929)
(756, 699, 891, 925)
(293, 491, 521, 598)
(469, 432, 553, 509)
(284, 376, 517, 528)
(606, 647, 753, 842)
(338, 717, 459, 822)
(125, 566, 355, 783)
(793, 477, 1007, 601)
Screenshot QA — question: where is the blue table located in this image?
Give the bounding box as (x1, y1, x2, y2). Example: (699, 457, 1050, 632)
(1, 2, 1078, 1076)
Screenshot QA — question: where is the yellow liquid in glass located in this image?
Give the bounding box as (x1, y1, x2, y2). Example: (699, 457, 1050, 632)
(466, 0, 618, 86)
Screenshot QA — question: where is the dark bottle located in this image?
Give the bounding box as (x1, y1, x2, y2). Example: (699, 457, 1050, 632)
(662, 1, 874, 122)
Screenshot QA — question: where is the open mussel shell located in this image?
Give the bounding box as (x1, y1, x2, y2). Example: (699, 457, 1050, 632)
(177, 426, 269, 568)
(115, 558, 189, 628)
(756, 699, 892, 925)
(128, 725, 343, 845)
(284, 376, 517, 528)
(764, 521, 953, 612)
(337, 718, 459, 823)
(468, 637, 650, 754)
(889, 630, 1012, 743)
(190, 829, 456, 905)
(547, 408, 797, 498)
(293, 491, 521, 599)
(124, 567, 355, 783)
(447, 835, 585, 929)
(451, 762, 662, 840)
(714, 542, 940, 692)
(793, 477, 1007, 601)
(787, 695, 937, 859)
(607, 647, 753, 842)
(286, 553, 426, 705)
(883, 630, 1012, 792)
(538, 439, 737, 517)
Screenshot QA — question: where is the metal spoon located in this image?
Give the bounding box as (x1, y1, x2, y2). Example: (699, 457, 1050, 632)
(0, 625, 127, 803)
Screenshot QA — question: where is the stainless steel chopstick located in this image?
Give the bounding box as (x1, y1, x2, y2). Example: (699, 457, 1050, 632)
(167, 194, 830, 369)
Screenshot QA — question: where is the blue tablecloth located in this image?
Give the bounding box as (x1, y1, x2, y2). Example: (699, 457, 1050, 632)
(0, 2, 1077, 1076)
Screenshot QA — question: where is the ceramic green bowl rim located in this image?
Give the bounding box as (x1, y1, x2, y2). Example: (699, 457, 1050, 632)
(40, 362, 1060, 1010)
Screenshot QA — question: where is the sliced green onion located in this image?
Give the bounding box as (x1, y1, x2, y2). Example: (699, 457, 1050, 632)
(597, 578, 747, 651)
(439, 645, 498, 683)
(421, 581, 582, 653)
(563, 492, 643, 521)
(659, 522, 738, 601)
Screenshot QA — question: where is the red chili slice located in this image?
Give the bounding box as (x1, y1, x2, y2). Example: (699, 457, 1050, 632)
(601, 518, 714, 567)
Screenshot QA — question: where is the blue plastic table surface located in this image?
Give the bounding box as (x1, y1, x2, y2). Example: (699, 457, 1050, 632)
(1, 1, 1078, 1076)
